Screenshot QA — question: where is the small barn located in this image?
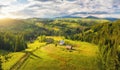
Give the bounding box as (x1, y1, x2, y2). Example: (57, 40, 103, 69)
(59, 40, 64, 45)
(66, 45, 72, 50)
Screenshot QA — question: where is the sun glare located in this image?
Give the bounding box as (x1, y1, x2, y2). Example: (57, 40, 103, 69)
(0, 15, 17, 19)
(0, 16, 7, 19)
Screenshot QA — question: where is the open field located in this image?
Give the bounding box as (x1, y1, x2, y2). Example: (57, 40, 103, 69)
(19, 36, 99, 70)
(0, 51, 25, 70)
(0, 39, 47, 70)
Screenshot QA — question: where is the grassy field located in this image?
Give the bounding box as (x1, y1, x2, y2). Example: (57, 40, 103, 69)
(26, 40, 46, 52)
(0, 38, 47, 70)
(0, 50, 25, 70)
(0, 36, 100, 70)
(19, 36, 99, 70)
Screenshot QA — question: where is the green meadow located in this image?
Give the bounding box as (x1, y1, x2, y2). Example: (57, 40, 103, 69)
(19, 36, 99, 70)
(0, 50, 25, 70)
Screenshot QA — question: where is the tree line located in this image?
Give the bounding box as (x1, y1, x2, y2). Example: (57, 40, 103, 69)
(0, 32, 27, 52)
(67, 20, 120, 70)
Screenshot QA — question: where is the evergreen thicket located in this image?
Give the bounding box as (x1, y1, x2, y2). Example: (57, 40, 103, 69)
(0, 32, 27, 52)
(68, 20, 120, 70)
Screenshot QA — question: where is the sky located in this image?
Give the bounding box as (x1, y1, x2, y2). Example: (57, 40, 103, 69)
(0, 0, 120, 18)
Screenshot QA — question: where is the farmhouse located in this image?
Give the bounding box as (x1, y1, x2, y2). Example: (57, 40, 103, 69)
(66, 45, 72, 50)
(59, 40, 64, 45)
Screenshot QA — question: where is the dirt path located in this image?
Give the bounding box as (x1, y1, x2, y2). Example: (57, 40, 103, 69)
(10, 52, 30, 70)
(10, 44, 46, 70)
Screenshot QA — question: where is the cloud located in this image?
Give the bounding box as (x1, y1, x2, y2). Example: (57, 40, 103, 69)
(0, 0, 120, 18)
(0, 5, 7, 8)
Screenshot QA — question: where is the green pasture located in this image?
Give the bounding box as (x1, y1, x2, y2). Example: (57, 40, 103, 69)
(19, 36, 99, 70)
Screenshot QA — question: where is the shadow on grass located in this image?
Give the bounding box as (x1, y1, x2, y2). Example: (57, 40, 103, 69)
(29, 52, 42, 59)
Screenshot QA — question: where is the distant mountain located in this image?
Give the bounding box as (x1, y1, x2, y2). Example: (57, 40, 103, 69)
(85, 16, 118, 21)
(30, 15, 118, 21)
(56, 15, 81, 18)
(71, 12, 108, 15)
(85, 16, 99, 19)
(104, 17, 118, 21)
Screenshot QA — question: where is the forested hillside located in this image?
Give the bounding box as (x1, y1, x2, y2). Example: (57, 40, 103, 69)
(66, 19, 120, 70)
(0, 18, 120, 70)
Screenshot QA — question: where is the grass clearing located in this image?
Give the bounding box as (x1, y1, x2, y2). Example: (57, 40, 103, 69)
(1, 52, 25, 70)
(19, 36, 100, 70)
(26, 40, 46, 51)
